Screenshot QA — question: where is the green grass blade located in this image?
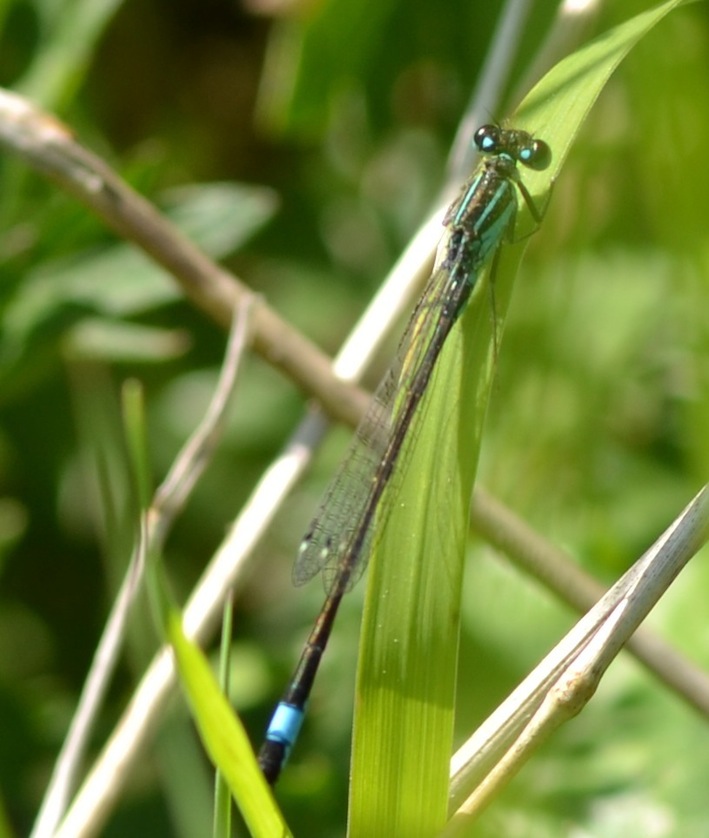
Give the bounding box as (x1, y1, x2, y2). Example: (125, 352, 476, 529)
(213, 595, 235, 838)
(166, 611, 291, 838)
(348, 1, 690, 835)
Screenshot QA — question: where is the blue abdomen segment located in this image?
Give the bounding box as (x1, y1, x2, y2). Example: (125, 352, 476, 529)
(258, 702, 306, 783)
(265, 702, 305, 750)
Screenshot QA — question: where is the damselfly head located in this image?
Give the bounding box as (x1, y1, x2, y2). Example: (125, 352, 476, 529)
(474, 124, 551, 172)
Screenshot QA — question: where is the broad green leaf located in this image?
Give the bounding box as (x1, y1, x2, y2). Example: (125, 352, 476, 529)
(0, 183, 276, 400)
(348, 1, 690, 835)
(5, 183, 276, 326)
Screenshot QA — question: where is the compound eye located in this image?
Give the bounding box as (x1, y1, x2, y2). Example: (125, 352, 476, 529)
(519, 139, 552, 171)
(473, 124, 502, 154)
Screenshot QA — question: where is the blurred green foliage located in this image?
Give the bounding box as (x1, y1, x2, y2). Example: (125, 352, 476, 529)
(1, 0, 709, 835)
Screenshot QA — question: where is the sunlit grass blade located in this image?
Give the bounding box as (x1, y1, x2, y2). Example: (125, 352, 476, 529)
(166, 611, 291, 838)
(214, 595, 235, 838)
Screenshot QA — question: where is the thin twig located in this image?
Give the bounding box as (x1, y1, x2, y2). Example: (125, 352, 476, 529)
(151, 296, 255, 541)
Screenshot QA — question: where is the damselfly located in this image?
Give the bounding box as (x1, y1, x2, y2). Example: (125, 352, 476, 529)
(258, 124, 551, 785)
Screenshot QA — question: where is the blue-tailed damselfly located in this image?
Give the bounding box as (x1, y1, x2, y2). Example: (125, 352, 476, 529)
(258, 124, 551, 785)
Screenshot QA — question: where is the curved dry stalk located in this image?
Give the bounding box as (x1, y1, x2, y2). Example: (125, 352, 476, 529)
(448, 486, 709, 828)
(472, 488, 709, 719)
